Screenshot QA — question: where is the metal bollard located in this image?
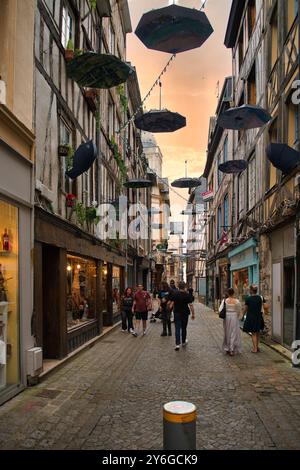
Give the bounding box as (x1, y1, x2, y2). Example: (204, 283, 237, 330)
(163, 401, 197, 450)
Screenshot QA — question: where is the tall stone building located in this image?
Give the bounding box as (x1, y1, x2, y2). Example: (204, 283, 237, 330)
(223, 0, 299, 348)
(0, 0, 35, 404)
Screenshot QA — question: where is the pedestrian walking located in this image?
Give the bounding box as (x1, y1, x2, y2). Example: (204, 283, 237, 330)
(220, 288, 242, 356)
(121, 287, 134, 333)
(132, 284, 152, 336)
(168, 281, 195, 351)
(243, 285, 267, 353)
(158, 282, 172, 337)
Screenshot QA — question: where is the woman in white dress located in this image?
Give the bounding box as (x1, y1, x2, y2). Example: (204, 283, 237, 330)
(219, 288, 242, 356)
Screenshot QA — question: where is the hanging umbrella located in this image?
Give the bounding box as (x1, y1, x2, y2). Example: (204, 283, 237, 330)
(123, 179, 153, 189)
(66, 140, 97, 179)
(135, 109, 186, 133)
(67, 52, 134, 89)
(171, 177, 202, 188)
(218, 105, 272, 130)
(266, 143, 300, 174)
(218, 160, 248, 174)
(135, 4, 214, 54)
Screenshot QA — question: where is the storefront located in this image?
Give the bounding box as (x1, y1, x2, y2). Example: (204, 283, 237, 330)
(206, 264, 216, 308)
(34, 207, 125, 361)
(0, 139, 34, 405)
(269, 224, 296, 348)
(217, 257, 231, 300)
(228, 238, 259, 303)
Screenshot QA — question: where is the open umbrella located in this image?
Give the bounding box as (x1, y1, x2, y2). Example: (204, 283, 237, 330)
(266, 143, 300, 174)
(123, 179, 153, 189)
(218, 105, 272, 130)
(134, 109, 186, 133)
(67, 52, 134, 89)
(135, 4, 214, 54)
(171, 177, 202, 188)
(66, 140, 97, 180)
(218, 160, 248, 174)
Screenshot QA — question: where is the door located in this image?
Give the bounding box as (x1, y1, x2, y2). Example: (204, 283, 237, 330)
(272, 263, 282, 341)
(283, 258, 295, 347)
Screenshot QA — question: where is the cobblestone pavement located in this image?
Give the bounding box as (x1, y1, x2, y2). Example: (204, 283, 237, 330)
(0, 304, 300, 450)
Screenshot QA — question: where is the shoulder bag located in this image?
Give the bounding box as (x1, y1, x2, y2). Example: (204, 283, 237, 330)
(219, 299, 226, 319)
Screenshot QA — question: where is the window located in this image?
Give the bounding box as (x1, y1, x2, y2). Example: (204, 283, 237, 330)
(238, 27, 244, 72)
(217, 153, 222, 188)
(66, 255, 97, 330)
(287, 99, 299, 146)
(238, 173, 245, 216)
(61, 3, 75, 48)
(59, 119, 73, 194)
(248, 0, 256, 38)
(112, 266, 120, 314)
(248, 155, 256, 210)
(248, 63, 256, 105)
(224, 194, 229, 231)
(108, 99, 115, 137)
(0, 200, 20, 392)
(217, 206, 222, 240)
(223, 136, 228, 163)
(270, 8, 278, 71)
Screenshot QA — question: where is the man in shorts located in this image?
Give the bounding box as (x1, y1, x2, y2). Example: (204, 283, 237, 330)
(132, 284, 152, 336)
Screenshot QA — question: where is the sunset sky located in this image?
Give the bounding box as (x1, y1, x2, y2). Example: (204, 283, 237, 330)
(127, 0, 232, 212)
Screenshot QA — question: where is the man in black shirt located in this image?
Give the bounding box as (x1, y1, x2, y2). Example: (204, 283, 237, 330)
(169, 281, 195, 351)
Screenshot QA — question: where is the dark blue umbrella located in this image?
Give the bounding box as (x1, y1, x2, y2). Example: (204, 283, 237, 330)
(67, 52, 134, 89)
(135, 109, 186, 133)
(266, 143, 300, 174)
(218, 105, 272, 130)
(171, 177, 202, 188)
(66, 140, 97, 179)
(135, 4, 214, 54)
(123, 179, 153, 189)
(219, 160, 248, 174)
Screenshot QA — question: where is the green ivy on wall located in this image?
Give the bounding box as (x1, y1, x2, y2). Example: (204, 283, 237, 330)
(110, 136, 127, 181)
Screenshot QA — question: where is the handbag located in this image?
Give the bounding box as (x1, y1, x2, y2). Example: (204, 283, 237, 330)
(260, 296, 265, 331)
(219, 299, 226, 319)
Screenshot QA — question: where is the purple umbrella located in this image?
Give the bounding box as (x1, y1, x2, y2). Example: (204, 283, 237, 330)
(218, 105, 272, 130)
(135, 4, 214, 54)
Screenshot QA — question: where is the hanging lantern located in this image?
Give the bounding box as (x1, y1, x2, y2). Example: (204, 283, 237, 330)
(67, 52, 134, 89)
(266, 143, 300, 174)
(218, 160, 248, 174)
(135, 109, 186, 133)
(66, 140, 97, 179)
(218, 105, 272, 130)
(135, 4, 214, 54)
(171, 177, 202, 188)
(123, 179, 153, 189)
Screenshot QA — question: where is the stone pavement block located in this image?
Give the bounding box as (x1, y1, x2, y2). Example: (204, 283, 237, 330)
(0, 304, 300, 450)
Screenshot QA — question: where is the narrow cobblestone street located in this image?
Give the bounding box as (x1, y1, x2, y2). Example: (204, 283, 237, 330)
(0, 304, 300, 450)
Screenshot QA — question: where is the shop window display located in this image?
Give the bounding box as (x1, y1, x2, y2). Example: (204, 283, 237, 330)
(66, 255, 96, 329)
(232, 268, 249, 302)
(0, 200, 19, 391)
(112, 266, 120, 314)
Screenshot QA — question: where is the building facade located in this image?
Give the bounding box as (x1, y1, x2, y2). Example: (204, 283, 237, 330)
(0, 0, 35, 404)
(141, 132, 170, 291)
(186, 180, 207, 302)
(204, 78, 234, 310)
(224, 0, 299, 347)
(33, 0, 150, 366)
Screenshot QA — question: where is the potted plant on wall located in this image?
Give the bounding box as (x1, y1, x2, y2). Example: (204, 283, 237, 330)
(65, 38, 74, 62)
(85, 206, 100, 233)
(84, 88, 99, 111)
